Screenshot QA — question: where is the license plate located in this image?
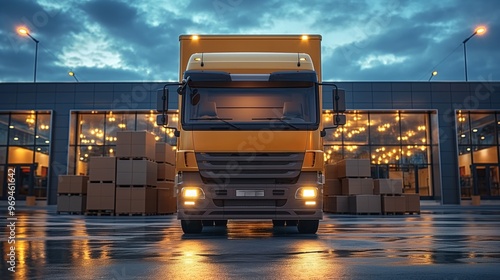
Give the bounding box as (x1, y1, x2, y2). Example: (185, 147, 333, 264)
(236, 190, 264, 197)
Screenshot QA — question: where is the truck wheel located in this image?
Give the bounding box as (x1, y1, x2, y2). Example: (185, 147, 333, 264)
(272, 220, 285, 227)
(214, 220, 228, 227)
(286, 220, 298, 226)
(297, 220, 319, 234)
(181, 220, 203, 234)
(202, 220, 214, 226)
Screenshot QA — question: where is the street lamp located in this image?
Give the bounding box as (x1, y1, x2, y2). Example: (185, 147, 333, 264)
(462, 26, 487, 81)
(68, 71, 79, 82)
(428, 70, 438, 81)
(17, 27, 39, 83)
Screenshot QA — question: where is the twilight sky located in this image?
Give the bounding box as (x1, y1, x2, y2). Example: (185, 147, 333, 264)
(1, 0, 499, 82)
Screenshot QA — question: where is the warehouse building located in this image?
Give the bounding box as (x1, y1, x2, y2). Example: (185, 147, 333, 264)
(0, 81, 499, 205)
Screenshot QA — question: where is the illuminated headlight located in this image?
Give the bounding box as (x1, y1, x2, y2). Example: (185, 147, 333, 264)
(182, 187, 205, 199)
(295, 187, 318, 199)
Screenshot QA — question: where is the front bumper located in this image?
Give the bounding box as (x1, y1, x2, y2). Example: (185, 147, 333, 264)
(177, 172, 323, 220)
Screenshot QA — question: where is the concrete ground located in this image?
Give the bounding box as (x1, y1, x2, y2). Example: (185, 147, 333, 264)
(1, 201, 500, 279)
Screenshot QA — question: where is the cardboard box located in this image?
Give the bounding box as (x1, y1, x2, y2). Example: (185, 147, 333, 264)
(57, 194, 86, 212)
(157, 188, 177, 214)
(382, 195, 406, 213)
(58, 176, 72, 194)
(70, 176, 89, 194)
(89, 156, 117, 170)
(116, 172, 133, 185)
(341, 178, 373, 195)
(323, 195, 348, 213)
(86, 196, 101, 210)
(323, 179, 342, 196)
(130, 188, 157, 213)
(357, 159, 371, 177)
(57, 195, 71, 212)
(404, 194, 420, 213)
(337, 159, 359, 178)
(374, 179, 403, 195)
(116, 131, 133, 146)
(335, 159, 371, 178)
(115, 187, 132, 213)
(86, 183, 116, 211)
(115, 144, 131, 158)
(89, 157, 116, 182)
(157, 180, 175, 189)
(349, 195, 381, 214)
(324, 164, 338, 179)
(58, 175, 89, 194)
(155, 142, 176, 164)
(69, 195, 87, 212)
(131, 131, 155, 146)
(157, 163, 176, 181)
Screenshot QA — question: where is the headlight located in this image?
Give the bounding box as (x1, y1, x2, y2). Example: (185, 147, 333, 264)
(295, 187, 318, 199)
(181, 187, 205, 199)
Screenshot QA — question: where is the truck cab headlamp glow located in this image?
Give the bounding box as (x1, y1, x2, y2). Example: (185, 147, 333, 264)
(182, 187, 205, 199)
(295, 187, 318, 199)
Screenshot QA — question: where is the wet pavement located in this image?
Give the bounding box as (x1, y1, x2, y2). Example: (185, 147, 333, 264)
(2, 203, 500, 279)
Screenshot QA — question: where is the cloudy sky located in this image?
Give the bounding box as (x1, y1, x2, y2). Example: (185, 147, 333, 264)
(1, 0, 499, 82)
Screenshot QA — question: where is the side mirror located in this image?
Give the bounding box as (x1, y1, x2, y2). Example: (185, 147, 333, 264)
(321, 85, 346, 134)
(156, 114, 168, 126)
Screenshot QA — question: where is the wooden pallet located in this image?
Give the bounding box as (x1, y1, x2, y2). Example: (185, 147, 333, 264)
(115, 212, 157, 216)
(88, 180, 115, 184)
(85, 210, 115, 216)
(57, 211, 85, 215)
(382, 211, 405, 215)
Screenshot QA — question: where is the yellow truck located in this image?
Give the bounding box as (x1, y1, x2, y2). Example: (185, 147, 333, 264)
(157, 35, 345, 233)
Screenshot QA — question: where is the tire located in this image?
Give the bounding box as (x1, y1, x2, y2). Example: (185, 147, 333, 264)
(181, 220, 203, 234)
(297, 220, 319, 234)
(285, 220, 298, 226)
(272, 220, 285, 227)
(214, 220, 228, 227)
(202, 220, 214, 226)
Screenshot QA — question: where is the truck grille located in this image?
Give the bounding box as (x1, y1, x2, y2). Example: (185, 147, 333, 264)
(196, 152, 304, 185)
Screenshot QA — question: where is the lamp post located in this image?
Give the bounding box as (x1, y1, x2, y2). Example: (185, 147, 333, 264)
(68, 71, 79, 82)
(428, 70, 438, 81)
(17, 27, 39, 83)
(462, 26, 486, 81)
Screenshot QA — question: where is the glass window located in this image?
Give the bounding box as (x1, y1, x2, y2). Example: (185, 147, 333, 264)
(400, 113, 428, 146)
(10, 113, 35, 145)
(369, 113, 400, 145)
(371, 145, 401, 165)
(324, 145, 342, 163)
(0, 114, 8, 145)
(182, 81, 318, 130)
(36, 113, 51, 146)
(137, 111, 158, 132)
(343, 145, 370, 159)
(456, 111, 470, 145)
(0, 147, 6, 164)
(78, 113, 104, 145)
(70, 110, 178, 175)
(343, 111, 369, 145)
(470, 113, 495, 147)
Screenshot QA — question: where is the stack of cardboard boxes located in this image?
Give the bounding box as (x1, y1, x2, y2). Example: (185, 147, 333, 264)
(57, 175, 88, 213)
(374, 178, 405, 214)
(86, 157, 117, 214)
(323, 159, 421, 215)
(324, 159, 378, 214)
(156, 142, 177, 214)
(115, 131, 158, 215)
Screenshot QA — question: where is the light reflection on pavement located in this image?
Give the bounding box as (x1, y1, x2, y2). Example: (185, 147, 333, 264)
(1, 205, 500, 279)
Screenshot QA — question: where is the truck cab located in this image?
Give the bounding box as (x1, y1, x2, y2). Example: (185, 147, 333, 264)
(157, 35, 345, 234)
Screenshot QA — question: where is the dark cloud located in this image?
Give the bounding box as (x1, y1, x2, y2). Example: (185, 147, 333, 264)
(0, 0, 499, 82)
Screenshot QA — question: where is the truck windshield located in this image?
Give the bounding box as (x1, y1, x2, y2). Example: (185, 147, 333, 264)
(181, 81, 319, 130)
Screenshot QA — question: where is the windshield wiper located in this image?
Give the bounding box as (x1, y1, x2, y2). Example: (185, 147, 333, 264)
(190, 117, 240, 130)
(252, 117, 299, 130)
